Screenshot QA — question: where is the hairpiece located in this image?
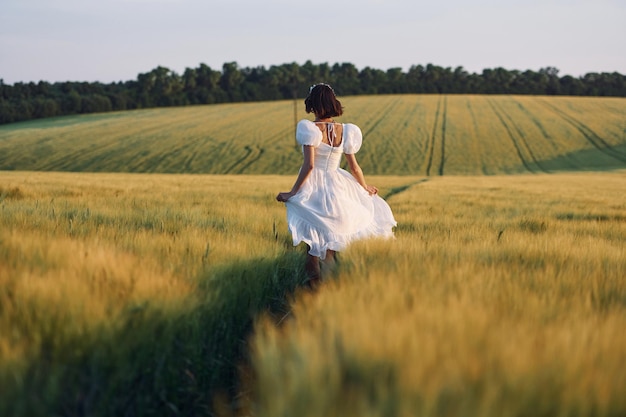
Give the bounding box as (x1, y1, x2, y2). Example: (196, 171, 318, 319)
(309, 83, 335, 94)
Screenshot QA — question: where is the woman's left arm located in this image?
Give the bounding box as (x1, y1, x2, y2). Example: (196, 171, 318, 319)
(276, 146, 315, 202)
(344, 153, 378, 195)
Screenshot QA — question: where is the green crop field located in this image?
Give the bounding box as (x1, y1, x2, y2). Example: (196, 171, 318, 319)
(1, 95, 625, 416)
(1, 94, 625, 175)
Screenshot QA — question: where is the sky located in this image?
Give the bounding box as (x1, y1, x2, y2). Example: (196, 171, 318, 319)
(1, 0, 625, 84)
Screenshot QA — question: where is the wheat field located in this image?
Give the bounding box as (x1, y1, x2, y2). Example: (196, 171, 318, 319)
(0, 94, 625, 416)
(1, 169, 625, 416)
(0, 95, 624, 175)
(252, 172, 626, 417)
(0, 172, 308, 416)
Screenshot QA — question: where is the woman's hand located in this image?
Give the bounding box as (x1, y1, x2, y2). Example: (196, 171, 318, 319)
(276, 192, 294, 202)
(365, 185, 378, 195)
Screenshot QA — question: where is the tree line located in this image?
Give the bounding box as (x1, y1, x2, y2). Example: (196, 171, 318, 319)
(1, 61, 625, 125)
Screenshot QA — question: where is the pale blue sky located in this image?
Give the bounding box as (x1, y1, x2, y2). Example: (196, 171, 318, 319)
(1, 0, 625, 84)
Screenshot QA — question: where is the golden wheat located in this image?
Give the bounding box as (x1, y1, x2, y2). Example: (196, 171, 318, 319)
(251, 171, 626, 417)
(0, 95, 624, 175)
(0, 171, 322, 416)
(1, 165, 625, 414)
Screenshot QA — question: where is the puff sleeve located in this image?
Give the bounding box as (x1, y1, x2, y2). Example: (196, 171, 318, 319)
(342, 123, 363, 154)
(296, 120, 323, 147)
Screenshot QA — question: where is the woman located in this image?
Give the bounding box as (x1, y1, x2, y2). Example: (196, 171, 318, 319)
(276, 83, 396, 287)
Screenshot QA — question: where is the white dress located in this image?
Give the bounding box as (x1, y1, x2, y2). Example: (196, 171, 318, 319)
(285, 119, 397, 259)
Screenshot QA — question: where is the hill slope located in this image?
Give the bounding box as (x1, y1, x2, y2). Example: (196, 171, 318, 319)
(1, 95, 624, 175)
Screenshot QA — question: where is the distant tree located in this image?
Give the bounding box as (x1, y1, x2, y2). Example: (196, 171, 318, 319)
(32, 97, 59, 118)
(331, 63, 360, 95)
(583, 72, 626, 96)
(559, 75, 583, 95)
(0, 99, 15, 124)
(386, 67, 406, 93)
(61, 90, 82, 114)
(481, 67, 516, 94)
(17, 99, 34, 120)
(220, 62, 244, 101)
(283, 62, 305, 101)
(300, 60, 330, 89)
(452, 66, 471, 93)
(422, 64, 446, 93)
(604, 72, 626, 96)
(194, 64, 222, 104)
(359, 66, 387, 94)
(406, 65, 425, 93)
(0, 61, 625, 125)
(182, 68, 198, 103)
(539, 67, 561, 95)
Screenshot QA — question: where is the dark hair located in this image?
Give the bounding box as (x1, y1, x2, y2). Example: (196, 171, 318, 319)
(304, 83, 343, 119)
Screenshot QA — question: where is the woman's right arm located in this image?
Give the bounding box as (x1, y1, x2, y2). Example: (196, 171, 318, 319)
(276, 145, 315, 202)
(344, 153, 378, 195)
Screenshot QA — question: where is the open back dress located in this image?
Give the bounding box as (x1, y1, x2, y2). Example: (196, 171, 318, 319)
(285, 119, 397, 259)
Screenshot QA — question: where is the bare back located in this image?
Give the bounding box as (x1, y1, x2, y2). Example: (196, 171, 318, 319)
(314, 122, 343, 147)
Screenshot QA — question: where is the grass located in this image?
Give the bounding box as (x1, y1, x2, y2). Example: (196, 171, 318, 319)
(1, 170, 624, 416)
(0, 94, 625, 416)
(0, 172, 317, 416)
(0, 95, 624, 175)
(250, 171, 626, 417)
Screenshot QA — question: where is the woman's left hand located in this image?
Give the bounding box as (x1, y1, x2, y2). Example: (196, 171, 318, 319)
(276, 192, 294, 202)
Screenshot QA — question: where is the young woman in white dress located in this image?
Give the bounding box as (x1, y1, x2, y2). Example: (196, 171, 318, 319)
(276, 83, 396, 288)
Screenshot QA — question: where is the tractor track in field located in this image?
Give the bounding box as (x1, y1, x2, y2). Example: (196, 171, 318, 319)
(539, 99, 626, 164)
(38, 140, 115, 171)
(134, 143, 182, 173)
(37, 125, 162, 170)
(487, 98, 547, 173)
(361, 98, 400, 139)
(223, 145, 255, 174)
(181, 135, 229, 173)
(39, 121, 186, 172)
(181, 137, 208, 172)
(425, 95, 443, 176)
(495, 101, 549, 173)
(438, 96, 448, 176)
(360, 98, 401, 174)
(236, 146, 265, 174)
(465, 99, 490, 175)
(511, 99, 553, 142)
(384, 120, 410, 174)
(397, 99, 427, 174)
(222, 141, 267, 174)
(182, 150, 197, 173)
(381, 178, 429, 200)
(510, 98, 580, 170)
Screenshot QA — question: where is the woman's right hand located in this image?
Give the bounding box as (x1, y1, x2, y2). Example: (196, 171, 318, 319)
(276, 192, 294, 202)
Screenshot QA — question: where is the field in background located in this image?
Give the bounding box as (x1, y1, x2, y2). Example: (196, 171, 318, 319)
(0, 95, 625, 175)
(1, 170, 625, 416)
